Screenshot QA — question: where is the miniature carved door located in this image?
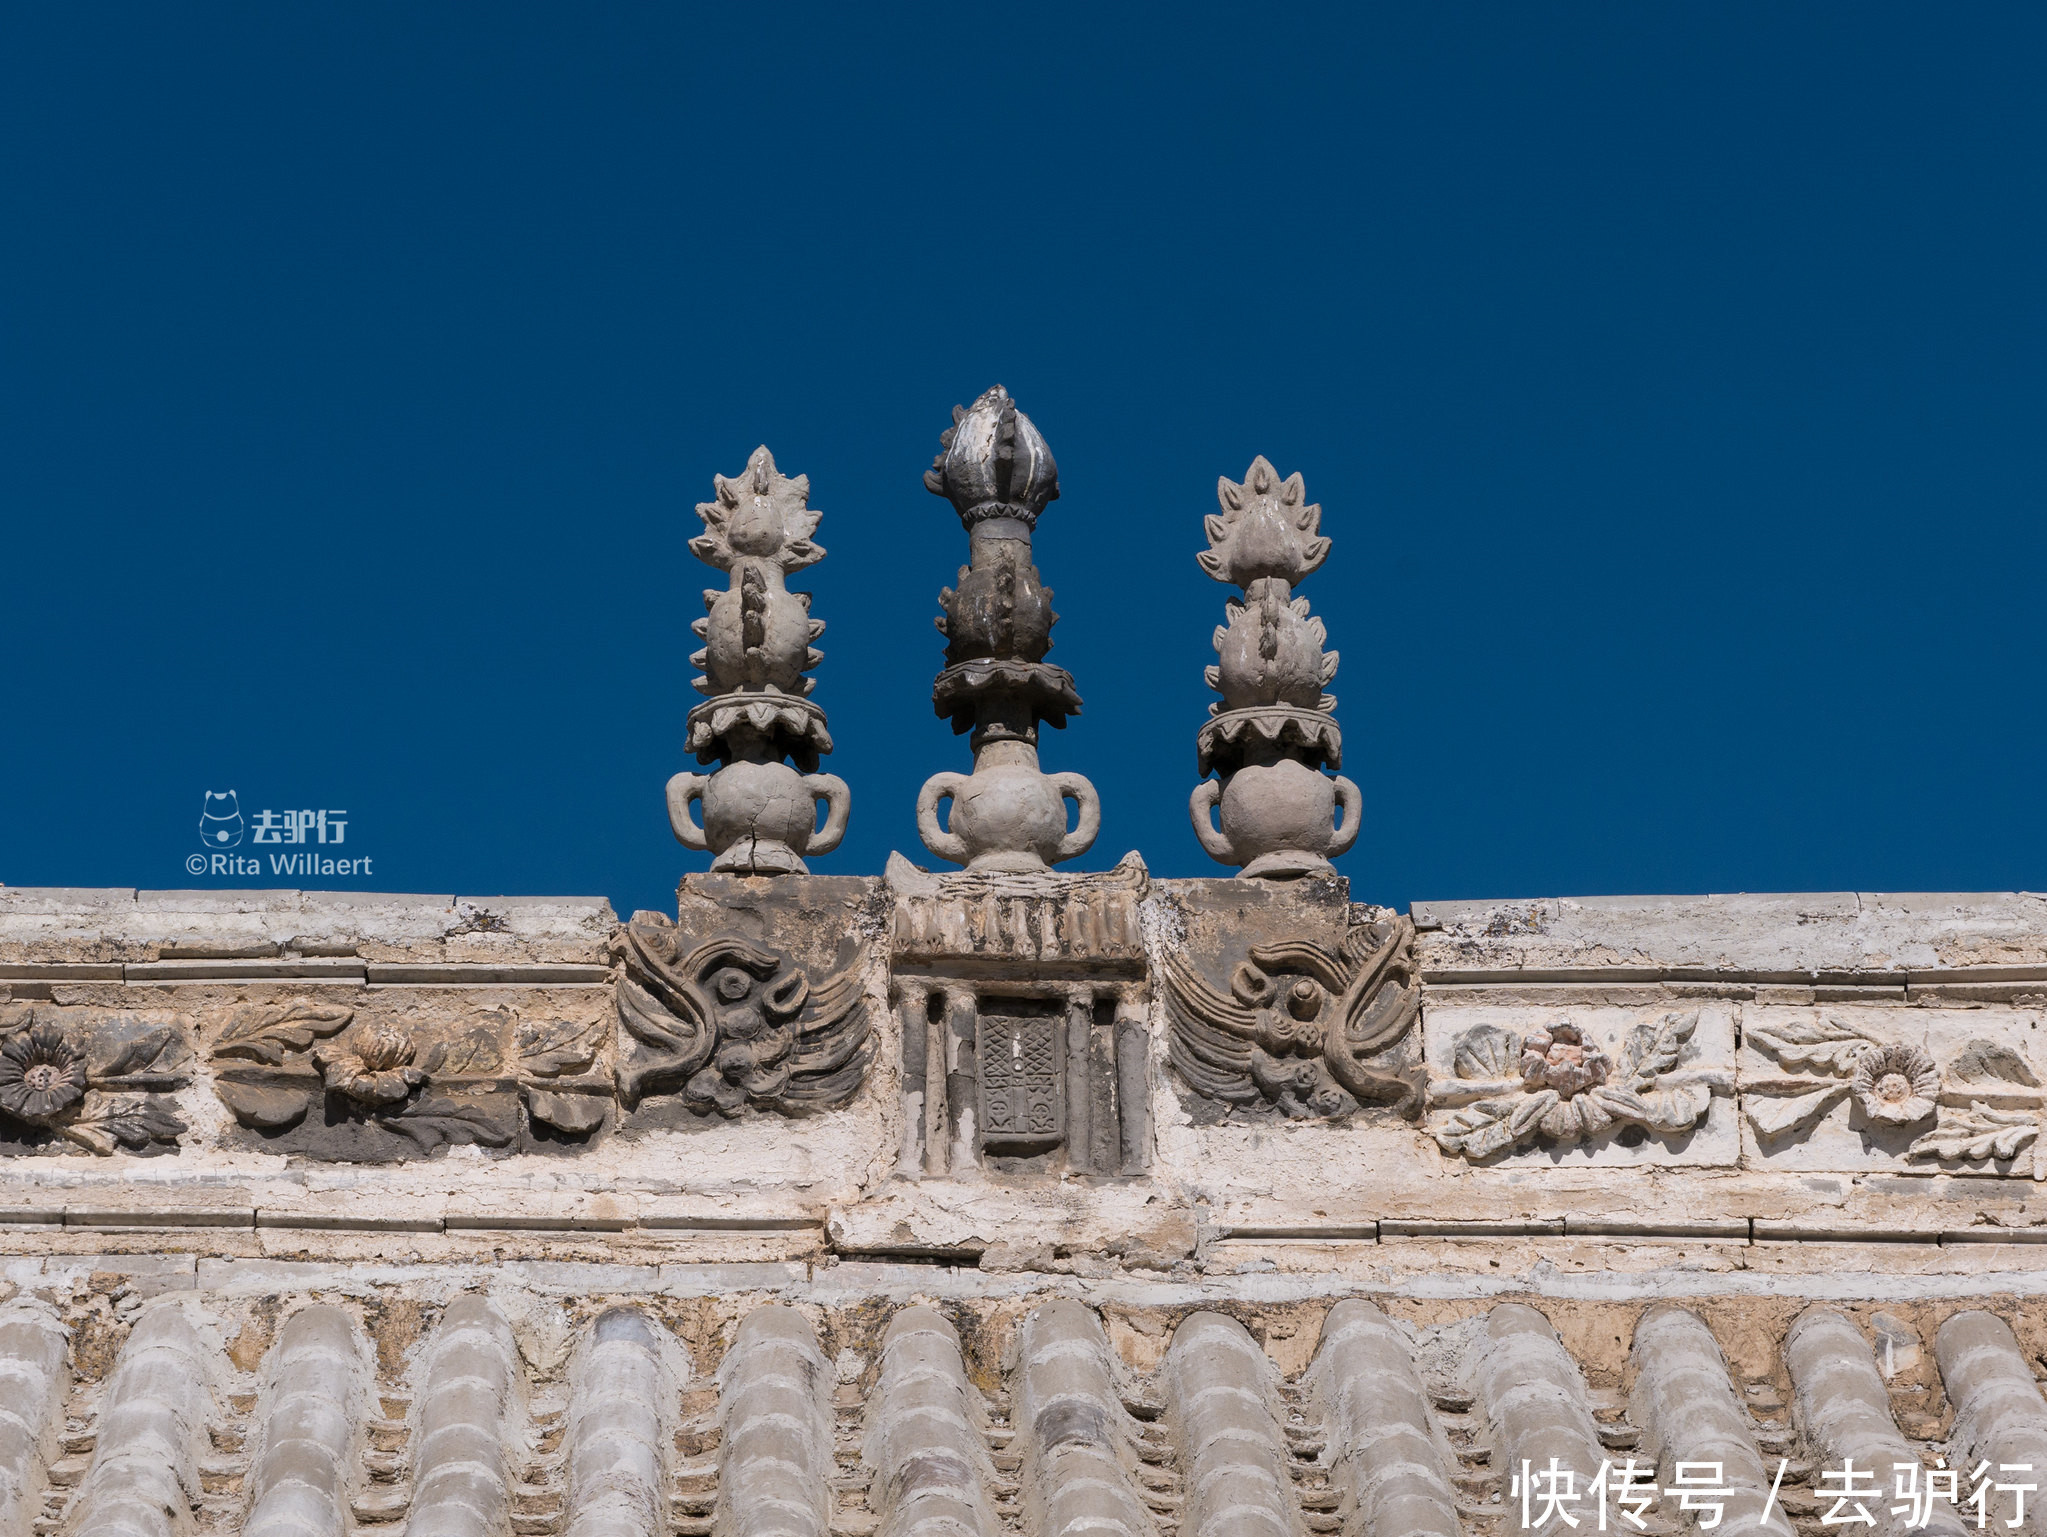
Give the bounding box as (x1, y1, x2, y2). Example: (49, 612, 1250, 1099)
(977, 1007, 1064, 1155)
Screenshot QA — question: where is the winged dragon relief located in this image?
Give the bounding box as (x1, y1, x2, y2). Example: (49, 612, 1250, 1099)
(1161, 913, 1423, 1118)
(611, 911, 873, 1117)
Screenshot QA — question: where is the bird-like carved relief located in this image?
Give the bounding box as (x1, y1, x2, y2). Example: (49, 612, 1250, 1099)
(1162, 913, 1422, 1118)
(612, 912, 873, 1117)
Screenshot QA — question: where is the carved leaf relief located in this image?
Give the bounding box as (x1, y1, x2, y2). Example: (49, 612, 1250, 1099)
(518, 1016, 606, 1079)
(56, 1093, 186, 1156)
(213, 1001, 354, 1065)
(1745, 1016, 1875, 1075)
(1906, 1103, 2041, 1167)
(1744, 1082, 1851, 1141)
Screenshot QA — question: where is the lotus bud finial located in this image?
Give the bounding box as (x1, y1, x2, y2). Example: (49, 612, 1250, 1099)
(924, 385, 1061, 529)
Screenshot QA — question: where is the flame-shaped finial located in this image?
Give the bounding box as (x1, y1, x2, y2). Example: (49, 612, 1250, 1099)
(691, 446, 824, 573)
(1198, 455, 1328, 590)
(924, 385, 1061, 528)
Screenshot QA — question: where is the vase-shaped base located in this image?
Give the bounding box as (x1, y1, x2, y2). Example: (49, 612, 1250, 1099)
(1237, 848, 1337, 880)
(709, 837, 811, 876)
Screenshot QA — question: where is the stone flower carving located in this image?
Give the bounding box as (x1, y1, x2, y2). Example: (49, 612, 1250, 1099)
(1850, 1042, 1939, 1125)
(0, 1009, 189, 1155)
(1745, 1017, 1963, 1142)
(1519, 1024, 1610, 1099)
(1162, 915, 1424, 1119)
(314, 1025, 428, 1105)
(0, 1026, 86, 1125)
(1431, 1012, 1726, 1161)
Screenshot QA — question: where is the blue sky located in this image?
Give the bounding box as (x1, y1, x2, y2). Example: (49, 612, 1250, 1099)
(2, 4, 2041, 919)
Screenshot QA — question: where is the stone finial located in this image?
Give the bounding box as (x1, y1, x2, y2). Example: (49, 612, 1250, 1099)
(666, 446, 850, 875)
(913, 387, 1099, 872)
(924, 385, 1061, 529)
(1188, 457, 1360, 879)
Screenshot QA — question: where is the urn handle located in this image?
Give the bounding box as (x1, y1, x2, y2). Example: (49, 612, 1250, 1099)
(1188, 779, 1235, 864)
(1050, 772, 1101, 864)
(803, 773, 852, 856)
(915, 772, 970, 866)
(666, 772, 709, 852)
(1329, 774, 1363, 858)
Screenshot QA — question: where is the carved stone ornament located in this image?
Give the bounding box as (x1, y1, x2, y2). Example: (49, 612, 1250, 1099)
(207, 999, 542, 1157)
(1743, 1014, 2047, 1178)
(916, 386, 1100, 873)
(666, 446, 850, 875)
(612, 911, 872, 1117)
(1188, 457, 1360, 879)
(1162, 913, 1422, 1119)
(1429, 1011, 1729, 1161)
(0, 1005, 189, 1156)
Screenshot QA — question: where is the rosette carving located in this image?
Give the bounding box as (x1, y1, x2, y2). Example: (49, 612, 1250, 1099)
(0, 1027, 86, 1125)
(0, 1007, 189, 1156)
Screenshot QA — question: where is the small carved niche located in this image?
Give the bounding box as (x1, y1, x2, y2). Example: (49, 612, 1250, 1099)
(893, 980, 1149, 1179)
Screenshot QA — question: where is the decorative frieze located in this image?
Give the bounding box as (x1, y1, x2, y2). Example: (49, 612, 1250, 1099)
(1424, 1006, 1736, 1163)
(208, 997, 547, 1157)
(1740, 1004, 2047, 1177)
(888, 851, 1147, 972)
(0, 1003, 188, 1155)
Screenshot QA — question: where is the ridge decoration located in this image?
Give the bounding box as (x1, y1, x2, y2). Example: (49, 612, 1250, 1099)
(1163, 913, 1422, 1119)
(1428, 1011, 1730, 1162)
(612, 911, 873, 1117)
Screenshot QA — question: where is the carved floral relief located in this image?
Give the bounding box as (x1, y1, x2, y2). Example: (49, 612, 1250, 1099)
(1740, 1005, 2047, 1176)
(1421, 1005, 1737, 1165)
(207, 996, 608, 1158)
(0, 1004, 189, 1155)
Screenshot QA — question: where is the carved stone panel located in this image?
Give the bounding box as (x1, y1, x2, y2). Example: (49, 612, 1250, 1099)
(888, 854, 1147, 1178)
(1739, 1004, 2047, 1176)
(1421, 1003, 1738, 1166)
(977, 1008, 1064, 1154)
(208, 994, 605, 1160)
(0, 1003, 189, 1156)
(1158, 878, 1421, 1123)
(889, 851, 1147, 975)
(613, 873, 883, 1132)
